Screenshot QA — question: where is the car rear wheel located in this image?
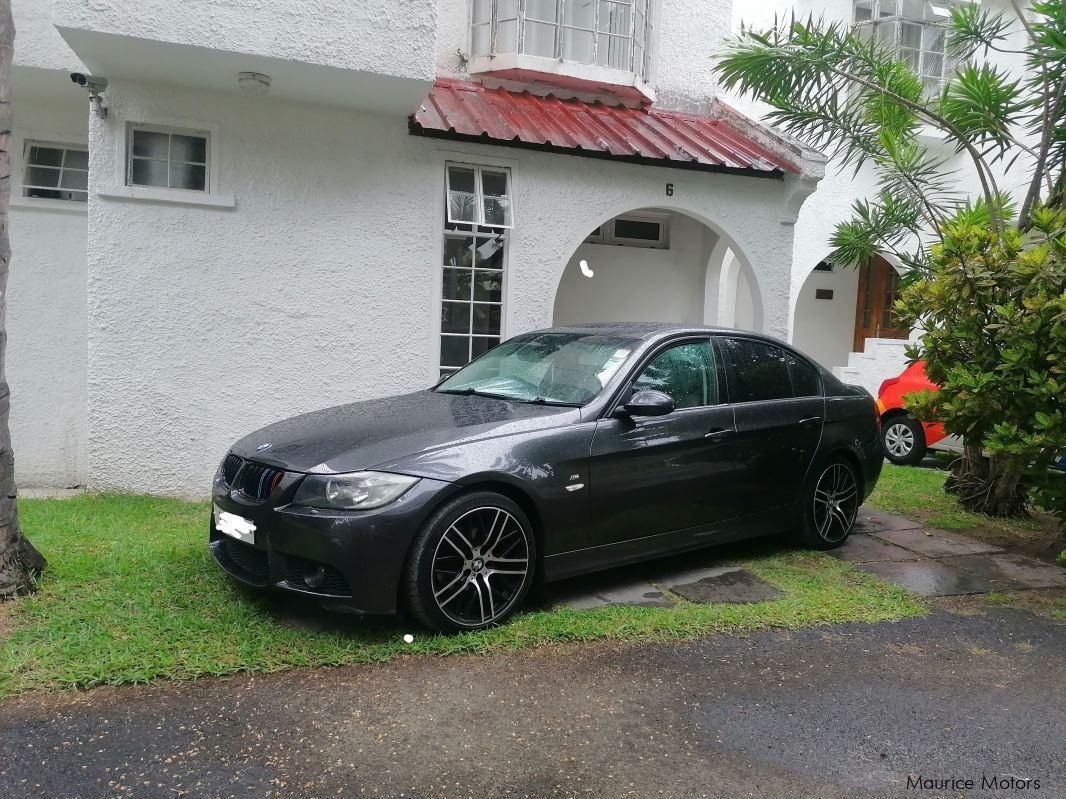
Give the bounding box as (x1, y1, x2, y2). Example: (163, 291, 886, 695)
(799, 459, 859, 550)
(882, 415, 926, 465)
(403, 491, 536, 633)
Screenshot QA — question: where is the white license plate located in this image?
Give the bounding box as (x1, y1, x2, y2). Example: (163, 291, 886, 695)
(214, 504, 257, 544)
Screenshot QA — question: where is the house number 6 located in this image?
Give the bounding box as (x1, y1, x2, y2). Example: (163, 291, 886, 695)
(665, 183, 674, 196)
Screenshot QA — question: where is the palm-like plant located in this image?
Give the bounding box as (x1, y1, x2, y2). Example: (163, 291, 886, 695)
(718, 1, 1064, 259)
(717, 2, 1066, 520)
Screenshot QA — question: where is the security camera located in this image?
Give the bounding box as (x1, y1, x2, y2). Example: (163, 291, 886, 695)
(70, 73, 108, 93)
(69, 73, 109, 118)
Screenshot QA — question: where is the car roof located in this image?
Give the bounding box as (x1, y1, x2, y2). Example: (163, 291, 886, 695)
(528, 322, 777, 344)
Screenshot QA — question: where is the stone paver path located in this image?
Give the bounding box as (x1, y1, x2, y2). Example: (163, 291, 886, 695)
(836, 513, 1066, 597)
(554, 508, 1065, 607)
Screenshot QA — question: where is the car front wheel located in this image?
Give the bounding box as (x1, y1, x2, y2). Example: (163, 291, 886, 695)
(799, 459, 860, 550)
(882, 415, 927, 465)
(403, 491, 536, 633)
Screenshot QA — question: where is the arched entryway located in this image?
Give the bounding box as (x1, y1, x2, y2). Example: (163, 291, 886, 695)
(791, 254, 911, 393)
(550, 208, 762, 331)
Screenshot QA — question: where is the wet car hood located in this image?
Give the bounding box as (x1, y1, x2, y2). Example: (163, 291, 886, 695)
(230, 390, 579, 474)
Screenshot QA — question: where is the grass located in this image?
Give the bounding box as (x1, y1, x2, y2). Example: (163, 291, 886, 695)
(0, 494, 924, 699)
(866, 460, 1037, 531)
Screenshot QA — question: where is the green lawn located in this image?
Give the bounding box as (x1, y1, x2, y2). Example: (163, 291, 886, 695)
(0, 494, 924, 698)
(866, 460, 1030, 530)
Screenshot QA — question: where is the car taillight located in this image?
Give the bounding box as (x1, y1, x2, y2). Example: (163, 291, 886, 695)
(878, 377, 900, 397)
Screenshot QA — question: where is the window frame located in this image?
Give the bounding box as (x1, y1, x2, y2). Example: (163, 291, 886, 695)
(470, 0, 655, 81)
(445, 162, 514, 229)
(585, 211, 669, 249)
(436, 153, 518, 380)
(17, 137, 89, 207)
(718, 336, 797, 405)
(126, 123, 211, 193)
(853, 0, 958, 98)
(607, 336, 726, 415)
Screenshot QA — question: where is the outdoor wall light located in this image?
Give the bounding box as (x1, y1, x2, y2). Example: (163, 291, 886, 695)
(579, 259, 595, 278)
(238, 72, 272, 94)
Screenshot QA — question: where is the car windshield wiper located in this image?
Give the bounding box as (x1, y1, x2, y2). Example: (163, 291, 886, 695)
(518, 396, 582, 407)
(434, 387, 513, 400)
(435, 388, 579, 406)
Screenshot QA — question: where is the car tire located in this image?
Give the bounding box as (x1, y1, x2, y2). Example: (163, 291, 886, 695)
(798, 458, 860, 550)
(881, 415, 927, 465)
(403, 491, 537, 633)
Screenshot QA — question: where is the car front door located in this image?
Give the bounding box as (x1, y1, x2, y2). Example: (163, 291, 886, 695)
(588, 338, 740, 549)
(718, 337, 825, 515)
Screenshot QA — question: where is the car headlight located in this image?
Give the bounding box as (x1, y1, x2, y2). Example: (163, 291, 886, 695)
(292, 471, 419, 510)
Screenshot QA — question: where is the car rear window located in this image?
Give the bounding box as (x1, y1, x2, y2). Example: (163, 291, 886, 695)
(720, 338, 792, 403)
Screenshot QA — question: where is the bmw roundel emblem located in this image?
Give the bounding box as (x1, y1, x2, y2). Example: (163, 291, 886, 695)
(256, 442, 272, 452)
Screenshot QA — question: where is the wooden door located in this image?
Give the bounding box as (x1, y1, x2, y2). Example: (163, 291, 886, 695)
(853, 255, 908, 352)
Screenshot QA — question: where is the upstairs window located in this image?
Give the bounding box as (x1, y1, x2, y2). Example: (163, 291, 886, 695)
(854, 0, 956, 99)
(23, 141, 88, 202)
(472, 0, 653, 81)
(127, 125, 209, 192)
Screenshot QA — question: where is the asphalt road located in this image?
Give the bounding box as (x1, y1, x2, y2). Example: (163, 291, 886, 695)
(2, 605, 1063, 799)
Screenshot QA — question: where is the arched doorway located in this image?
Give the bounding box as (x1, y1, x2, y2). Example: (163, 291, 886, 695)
(791, 254, 910, 377)
(550, 208, 761, 330)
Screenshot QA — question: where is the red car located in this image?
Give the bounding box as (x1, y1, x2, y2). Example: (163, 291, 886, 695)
(875, 362, 956, 465)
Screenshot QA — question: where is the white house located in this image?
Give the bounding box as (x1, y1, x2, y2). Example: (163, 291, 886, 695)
(7, 0, 1027, 496)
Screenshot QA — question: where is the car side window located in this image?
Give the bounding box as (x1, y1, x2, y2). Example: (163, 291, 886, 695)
(720, 338, 791, 403)
(787, 352, 822, 397)
(631, 341, 718, 409)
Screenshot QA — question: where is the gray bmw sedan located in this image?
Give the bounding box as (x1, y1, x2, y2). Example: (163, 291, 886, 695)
(211, 324, 882, 632)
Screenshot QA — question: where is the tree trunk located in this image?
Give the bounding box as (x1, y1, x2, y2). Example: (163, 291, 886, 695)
(0, 0, 45, 599)
(946, 445, 1029, 518)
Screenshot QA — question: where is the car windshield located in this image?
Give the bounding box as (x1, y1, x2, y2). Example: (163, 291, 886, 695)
(435, 333, 636, 405)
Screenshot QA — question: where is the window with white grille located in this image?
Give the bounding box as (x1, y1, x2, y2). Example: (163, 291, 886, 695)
(23, 141, 88, 202)
(440, 164, 510, 377)
(472, 0, 654, 81)
(127, 125, 209, 192)
(855, 0, 957, 99)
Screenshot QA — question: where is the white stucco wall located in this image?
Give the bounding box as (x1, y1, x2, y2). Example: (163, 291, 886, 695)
(8, 96, 89, 488)
(83, 77, 802, 495)
(52, 0, 436, 81)
(553, 213, 716, 325)
(12, 0, 85, 72)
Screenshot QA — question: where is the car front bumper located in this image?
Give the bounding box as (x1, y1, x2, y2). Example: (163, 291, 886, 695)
(210, 474, 454, 614)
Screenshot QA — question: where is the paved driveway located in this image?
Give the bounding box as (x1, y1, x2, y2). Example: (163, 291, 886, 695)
(2, 603, 1063, 799)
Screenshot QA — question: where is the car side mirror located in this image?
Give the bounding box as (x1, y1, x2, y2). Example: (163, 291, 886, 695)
(618, 389, 675, 417)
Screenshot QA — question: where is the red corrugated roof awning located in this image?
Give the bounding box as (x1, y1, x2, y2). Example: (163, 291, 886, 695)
(410, 78, 798, 178)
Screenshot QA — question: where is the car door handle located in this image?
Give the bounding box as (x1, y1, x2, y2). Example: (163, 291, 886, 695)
(798, 416, 823, 429)
(704, 427, 734, 441)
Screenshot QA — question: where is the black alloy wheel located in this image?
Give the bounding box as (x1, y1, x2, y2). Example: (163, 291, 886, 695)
(799, 459, 860, 549)
(404, 491, 536, 632)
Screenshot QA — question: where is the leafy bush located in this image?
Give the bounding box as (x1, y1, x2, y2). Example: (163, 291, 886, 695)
(898, 208, 1066, 519)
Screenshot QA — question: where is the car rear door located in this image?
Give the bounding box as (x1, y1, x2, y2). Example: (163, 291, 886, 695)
(587, 338, 740, 549)
(717, 337, 825, 515)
